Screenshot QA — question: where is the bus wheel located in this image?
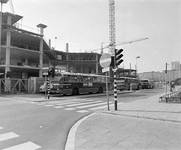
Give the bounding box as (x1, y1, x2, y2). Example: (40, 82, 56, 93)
(98, 87, 103, 93)
(72, 88, 79, 95)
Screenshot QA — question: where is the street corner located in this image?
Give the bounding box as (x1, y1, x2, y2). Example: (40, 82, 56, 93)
(65, 113, 96, 150)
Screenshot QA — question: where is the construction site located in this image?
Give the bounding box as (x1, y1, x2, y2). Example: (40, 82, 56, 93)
(0, 0, 139, 94)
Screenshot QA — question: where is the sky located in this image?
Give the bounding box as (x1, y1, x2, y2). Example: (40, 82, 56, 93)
(2, 0, 181, 73)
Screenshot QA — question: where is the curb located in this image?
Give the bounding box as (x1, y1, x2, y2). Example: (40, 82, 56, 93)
(64, 113, 95, 150)
(103, 111, 181, 123)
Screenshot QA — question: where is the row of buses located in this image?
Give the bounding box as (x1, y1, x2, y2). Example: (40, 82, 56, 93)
(39, 70, 153, 95)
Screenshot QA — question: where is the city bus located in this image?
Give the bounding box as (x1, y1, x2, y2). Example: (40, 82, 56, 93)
(116, 77, 140, 91)
(40, 71, 107, 95)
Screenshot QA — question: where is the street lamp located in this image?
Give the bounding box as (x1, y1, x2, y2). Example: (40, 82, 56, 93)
(0, 0, 9, 64)
(136, 56, 140, 76)
(101, 42, 105, 54)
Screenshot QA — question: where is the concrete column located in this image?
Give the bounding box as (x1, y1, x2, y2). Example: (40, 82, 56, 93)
(5, 14, 12, 92)
(37, 24, 47, 77)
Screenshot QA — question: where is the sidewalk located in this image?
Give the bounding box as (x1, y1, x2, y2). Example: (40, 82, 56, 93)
(67, 92, 181, 150)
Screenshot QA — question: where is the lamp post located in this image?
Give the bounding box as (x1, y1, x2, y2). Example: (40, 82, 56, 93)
(136, 56, 140, 77)
(101, 42, 105, 54)
(0, 0, 9, 64)
(165, 63, 169, 95)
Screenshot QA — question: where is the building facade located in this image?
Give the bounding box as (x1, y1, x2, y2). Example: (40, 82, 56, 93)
(0, 12, 103, 93)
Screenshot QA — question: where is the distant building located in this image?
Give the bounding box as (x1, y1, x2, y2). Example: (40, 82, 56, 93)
(171, 61, 180, 71)
(138, 71, 165, 82)
(138, 69, 181, 82)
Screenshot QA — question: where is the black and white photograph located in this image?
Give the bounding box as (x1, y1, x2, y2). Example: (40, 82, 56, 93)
(0, 0, 181, 150)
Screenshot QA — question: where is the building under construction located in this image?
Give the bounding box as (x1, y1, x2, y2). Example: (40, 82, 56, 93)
(0, 12, 102, 93)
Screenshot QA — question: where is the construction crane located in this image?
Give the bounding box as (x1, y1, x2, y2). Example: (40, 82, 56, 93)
(109, 0, 116, 56)
(101, 37, 148, 54)
(9, 0, 15, 14)
(9, 0, 21, 28)
(89, 37, 148, 54)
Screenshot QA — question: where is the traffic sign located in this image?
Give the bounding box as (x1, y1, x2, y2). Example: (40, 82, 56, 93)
(43, 72, 48, 76)
(99, 53, 111, 68)
(102, 67, 110, 73)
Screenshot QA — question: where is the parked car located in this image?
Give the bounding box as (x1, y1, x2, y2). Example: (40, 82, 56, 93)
(140, 79, 152, 89)
(148, 80, 155, 89)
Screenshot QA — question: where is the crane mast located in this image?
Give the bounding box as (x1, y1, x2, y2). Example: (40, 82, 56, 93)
(109, 0, 116, 56)
(9, 0, 15, 14)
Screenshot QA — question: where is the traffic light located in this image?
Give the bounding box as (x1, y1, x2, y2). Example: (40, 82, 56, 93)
(48, 68, 55, 77)
(110, 56, 115, 68)
(51, 68, 55, 78)
(115, 49, 123, 67)
(48, 70, 52, 77)
(6, 71, 12, 78)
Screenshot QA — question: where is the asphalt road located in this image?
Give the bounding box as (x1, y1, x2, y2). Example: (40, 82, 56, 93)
(0, 87, 165, 150)
(0, 98, 90, 150)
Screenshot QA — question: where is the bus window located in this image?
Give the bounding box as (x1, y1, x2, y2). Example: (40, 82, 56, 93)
(69, 76, 77, 82)
(83, 76, 88, 82)
(59, 77, 64, 83)
(88, 76, 93, 82)
(93, 77, 97, 82)
(77, 76, 83, 82)
(63, 76, 69, 82)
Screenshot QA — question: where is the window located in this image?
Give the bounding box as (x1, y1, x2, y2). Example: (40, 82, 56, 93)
(57, 55, 62, 60)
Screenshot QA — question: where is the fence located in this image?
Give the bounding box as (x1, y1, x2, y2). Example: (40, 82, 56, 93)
(0, 77, 45, 94)
(159, 85, 181, 103)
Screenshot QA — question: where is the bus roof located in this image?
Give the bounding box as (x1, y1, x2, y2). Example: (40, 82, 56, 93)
(59, 71, 105, 77)
(118, 77, 139, 79)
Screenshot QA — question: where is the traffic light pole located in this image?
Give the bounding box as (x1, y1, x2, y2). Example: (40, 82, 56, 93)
(47, 77, 50, 99)
(113, 68, 117, 110)
(114, 49, 118, 110)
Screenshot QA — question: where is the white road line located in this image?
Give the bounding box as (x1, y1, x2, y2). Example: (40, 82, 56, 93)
(89, 103, 114, 110)
(0, 132, 19, 142)
(2, 141, 41, 150)
(77, 102, 106, 109)
(64, 108, 76, 110)
(0, 126, 3, 130)
(76, 110, 89, 113)
(66, 101, 101, 107)
(55, 99, 95, 106)
(54, 106, 64, 108)
(55, 101, 79, 105)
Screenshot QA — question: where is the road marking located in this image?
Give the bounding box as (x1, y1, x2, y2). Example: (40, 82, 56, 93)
(55, 101, 79, 105)
(54, 106, 64, 108)
(2, 141, 41, 150)
(0, 132, 19, 142)
(64, 108, 76, 110)
(55, 99, 95, 106)
(77, 102, 106, 109)
(89, 103, 114, 110)
(0, 126, 3, 130)
(66, 101, 101, 107)
(76, 110, 89, 113)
